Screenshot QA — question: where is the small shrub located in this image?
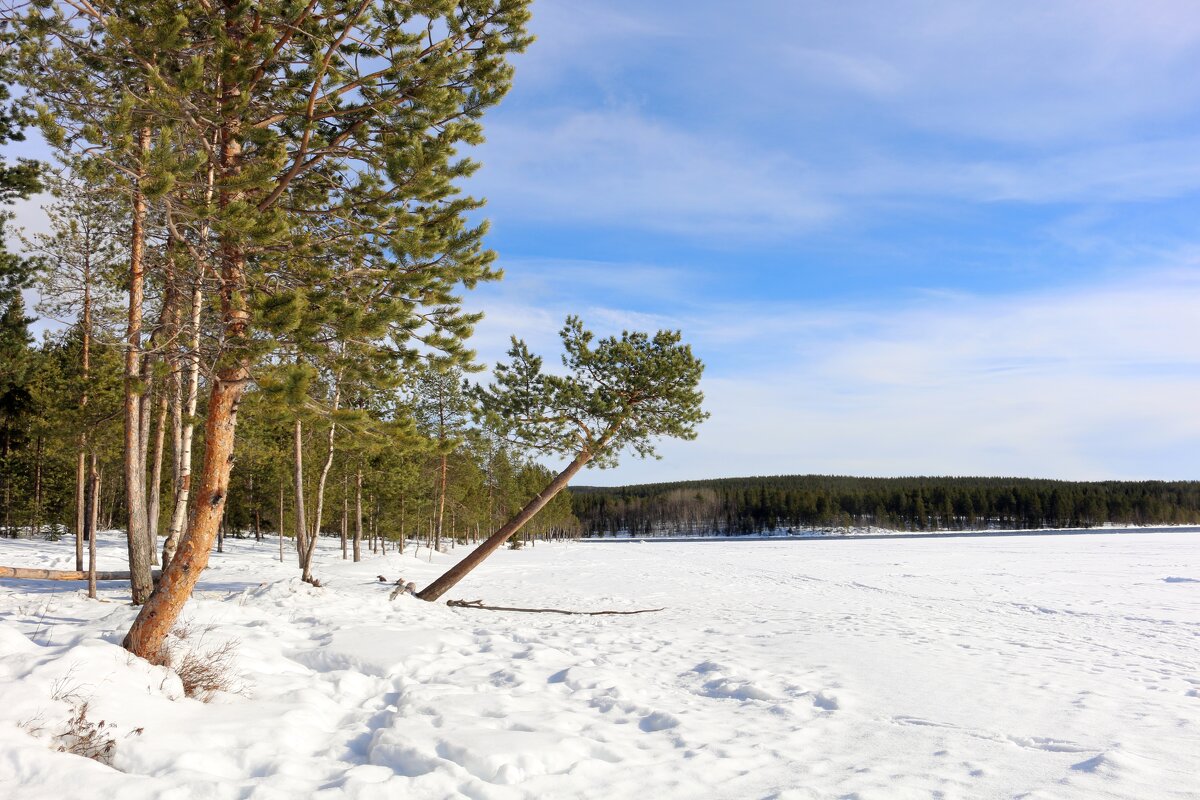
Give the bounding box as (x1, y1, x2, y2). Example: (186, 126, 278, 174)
(55, 702, 119, 765)
(151, 625, 242, 702)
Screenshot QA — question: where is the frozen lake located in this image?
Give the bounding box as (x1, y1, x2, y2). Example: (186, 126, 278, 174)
(1, 531, 1198, 798)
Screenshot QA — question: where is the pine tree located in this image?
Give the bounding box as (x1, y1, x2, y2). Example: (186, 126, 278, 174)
(413, 362, 474, 552)
(0, 294, 33, 533)
(417, 316, 707, 601)
(0, 37, 41, 307)
(3, 0, 539, 657)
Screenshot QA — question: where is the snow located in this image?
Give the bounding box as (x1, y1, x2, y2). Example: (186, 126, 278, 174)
(1, 531, 1198, 799)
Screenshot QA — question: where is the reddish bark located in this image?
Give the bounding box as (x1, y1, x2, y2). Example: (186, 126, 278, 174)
(416, 452, 592, 602)
(123, 31, 250, 658)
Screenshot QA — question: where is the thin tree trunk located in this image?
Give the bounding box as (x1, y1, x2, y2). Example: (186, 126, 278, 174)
(103, 467, 114, 530)
(293, 417, 308, 569)
(145, 239, 178, 567)
(300, 376, 343, 582)
(301, 376, 341, 581)
(163, 273, 202, 567)
(2, 432, 9, 536)
(370, 494, 378, 554)
(417, 452, 593, 602)
(340, 476, 348, 560)
(436, 453, 447, 552)
(147, 389, 167, 565)
(166, 247, 183, 549)
(353, 466, 362, 562)
(75, 449, 85, 571)
(278, 478, 285, 563)
(164, 152, 210, 569)
(32, 436, 42, 536)
(397, 495, 404, 555)
(123, 124, 153, 604)
(77, 254, 93, 566)
(102, 465, 114, 534)
(87, 453, 99, 599)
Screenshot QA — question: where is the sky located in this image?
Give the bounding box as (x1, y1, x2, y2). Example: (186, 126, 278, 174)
(12, 0, 1200, 485)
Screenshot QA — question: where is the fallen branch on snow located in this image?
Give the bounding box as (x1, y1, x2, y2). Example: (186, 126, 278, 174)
(447, 599, 665, 615)
(0, 566, 162, 582)
(388, 579, 417, 600)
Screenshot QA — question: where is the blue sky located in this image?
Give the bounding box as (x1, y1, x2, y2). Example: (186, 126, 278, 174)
(460, 0, 1200, 485)
(14, 1, 1200, 485)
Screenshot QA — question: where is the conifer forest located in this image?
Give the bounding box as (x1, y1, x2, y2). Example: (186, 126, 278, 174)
(572, 476, 1200, 536)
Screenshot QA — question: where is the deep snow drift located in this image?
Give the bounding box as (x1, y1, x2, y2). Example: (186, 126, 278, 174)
(1, 531, 1197, 799)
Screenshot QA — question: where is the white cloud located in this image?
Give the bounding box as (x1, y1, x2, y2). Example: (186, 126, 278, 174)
(473, 110, 834, 237)
(713, 0, 1200, 146)
(470, 1, 1200, 236)
(471, 263, 1200, 485)
(840, 138, 1200, 205)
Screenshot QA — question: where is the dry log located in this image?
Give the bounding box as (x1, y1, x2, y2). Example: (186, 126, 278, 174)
(0, 566, 162, 582)
(447, 599, 665, 616)
(388, 580, 416, 600)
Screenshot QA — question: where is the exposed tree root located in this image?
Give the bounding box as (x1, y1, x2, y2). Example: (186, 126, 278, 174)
(447, 599, 665, 615)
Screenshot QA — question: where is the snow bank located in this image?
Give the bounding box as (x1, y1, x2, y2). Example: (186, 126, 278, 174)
(1, 531, 1198, 798)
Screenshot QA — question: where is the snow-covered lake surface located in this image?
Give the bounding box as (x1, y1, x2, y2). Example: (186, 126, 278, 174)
(1, 532, 1197, 799)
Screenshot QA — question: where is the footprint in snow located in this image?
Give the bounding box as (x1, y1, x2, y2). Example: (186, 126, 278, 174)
(639, 710, 680, 732)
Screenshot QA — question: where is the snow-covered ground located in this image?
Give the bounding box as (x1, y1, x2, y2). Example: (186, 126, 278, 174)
(1, 532, 1197, 799)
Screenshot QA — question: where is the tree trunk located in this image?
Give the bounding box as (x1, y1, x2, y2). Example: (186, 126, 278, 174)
(340, 476, 348, 560)
(301, 377, 341, 581)
(123, 362, 249, 657)
(87, 453, 98, 599)
(75, 262, 92, 569)
(122, 55, 252, 660)
(417, 451, 593, 602)
(124, 123, 153, 605)
(32, 436, 42, 536)
(147, 389, 168, 565)
(293, 416, 308, 572)
(145, 240, 178, 567)
(75, 449, 85, 571)
(163, 274, 202, 568)
(2, 431, 9, 536)
(102, 466, 114, 530)
(436, 453, 447, 552)
(278, 478, 285, 563)
(353, 466, 362, 562)
(166, 248, 183, 552)
(400, 496, 410, 554)
(164, 148, 210, 569)
(370, 495, 378, 554)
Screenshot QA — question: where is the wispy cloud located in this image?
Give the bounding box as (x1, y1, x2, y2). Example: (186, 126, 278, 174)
(473, 110, 834, 237)
(471, 262, 1200, 484)
(470, 1, 1200, 239)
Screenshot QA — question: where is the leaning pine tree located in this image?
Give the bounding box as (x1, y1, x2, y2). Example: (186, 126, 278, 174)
(416, 316, 708, 602)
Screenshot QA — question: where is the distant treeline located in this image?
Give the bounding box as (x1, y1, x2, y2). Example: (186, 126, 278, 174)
(570, 475, 1200, 536)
